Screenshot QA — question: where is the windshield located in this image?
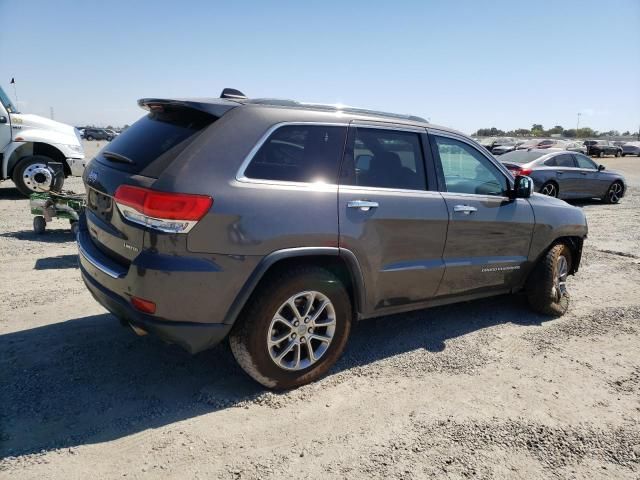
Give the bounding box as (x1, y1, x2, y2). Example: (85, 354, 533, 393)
(0, 86, 19, 113)
(499, 150, 547, 164)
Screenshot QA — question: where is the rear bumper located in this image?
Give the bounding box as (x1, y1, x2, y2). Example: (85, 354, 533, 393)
(80, 265, 232, 353)
(77, 215, 258, 353)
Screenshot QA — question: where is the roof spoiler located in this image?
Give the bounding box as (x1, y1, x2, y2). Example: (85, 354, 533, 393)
(137, 98, 238, 118)
(220, 88, 247, 100)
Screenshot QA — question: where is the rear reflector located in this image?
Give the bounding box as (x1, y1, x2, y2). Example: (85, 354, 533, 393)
(114, 185, 212, 233)
(131, 296, 156, 314)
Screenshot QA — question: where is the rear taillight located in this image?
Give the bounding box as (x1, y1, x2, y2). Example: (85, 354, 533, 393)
(114, 185, 212, 233)
(520, 168, 533, 176)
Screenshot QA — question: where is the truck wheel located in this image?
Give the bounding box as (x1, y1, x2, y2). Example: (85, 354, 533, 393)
(526, 244, 572, 317)
(33, 216, 46, 234)
(12, 155, 65, 197)
(615, 150, 621, 157)
(229, 265, 352, 390)
(598, 151, 604, 158)
(86, 135, 94, 141)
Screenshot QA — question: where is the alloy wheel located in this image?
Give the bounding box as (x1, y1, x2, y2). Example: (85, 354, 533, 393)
(267, 291, 336, 371)
(553, 255, 569, 302)
(608, 183, 623, 203)
(541, 183, 557, 197)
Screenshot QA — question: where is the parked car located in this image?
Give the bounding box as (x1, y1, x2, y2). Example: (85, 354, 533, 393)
(78, 89, 588, 389)
(479, 137, 517, 154)
(564, 141, 587, 155)
(621, 142, 640, 157)
(516, 139, 549, 150)
(500, 149, 626, 202)
(105, 129, 119, 138)
(84, 128, 114, 141)
(491, 139, 519, 155)
(584, 140, 622, 158)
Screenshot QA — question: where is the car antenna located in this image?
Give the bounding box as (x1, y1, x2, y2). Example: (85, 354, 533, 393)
(220, 88, 247, 100)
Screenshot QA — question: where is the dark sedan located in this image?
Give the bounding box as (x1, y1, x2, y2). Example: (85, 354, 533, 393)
(622, 142, 640, 157)
(499, 149, 626, 203)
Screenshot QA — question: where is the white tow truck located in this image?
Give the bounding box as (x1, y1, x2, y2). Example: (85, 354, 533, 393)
(0, 84, 85, 196)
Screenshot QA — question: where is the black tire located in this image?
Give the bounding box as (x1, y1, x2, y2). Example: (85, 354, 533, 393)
(526, 244, 572, 317)
(603, 181, 624, 204)
(229, 265, 352, 390)
(598, 151, 604, 158)
(11, 155, 65, 197)
(540, 181, 558, 198)
(615, 150, 621, 157)
(33, 216, 46, 234)
(622, 153, 626, 157)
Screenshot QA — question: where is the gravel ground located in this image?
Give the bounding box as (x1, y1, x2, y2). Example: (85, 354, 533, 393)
(1, 143, 639, 479)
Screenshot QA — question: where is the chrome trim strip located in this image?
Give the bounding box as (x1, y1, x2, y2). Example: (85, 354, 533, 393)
(78, 241, 125, 279)
(349, 121, 426, 133)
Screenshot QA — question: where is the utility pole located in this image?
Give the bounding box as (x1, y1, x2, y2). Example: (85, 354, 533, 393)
(576, 112, 581, 137)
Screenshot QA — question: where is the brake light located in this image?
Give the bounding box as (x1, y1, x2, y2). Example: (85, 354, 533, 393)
(114, 185, 212, 233)
(520, 168, 533, 176)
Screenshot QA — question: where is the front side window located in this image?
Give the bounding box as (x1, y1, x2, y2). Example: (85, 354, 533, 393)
(244, 125, 347, 183)
(341, 128, 426, 190)
(554, 154, 575, 168)
(574, 154, 597, 169)
(434, 136, 508, 196)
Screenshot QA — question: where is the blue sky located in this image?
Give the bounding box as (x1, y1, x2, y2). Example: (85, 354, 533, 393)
(1, 0, 638, 134)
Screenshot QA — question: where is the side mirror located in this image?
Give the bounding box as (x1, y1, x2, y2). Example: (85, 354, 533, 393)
(513, 175, 533, 199)
(598, 164, 605, 171)
(0, 116, 6, 124)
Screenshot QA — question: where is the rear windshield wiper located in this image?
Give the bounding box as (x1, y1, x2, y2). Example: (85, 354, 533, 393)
(102, 151, 135, 165)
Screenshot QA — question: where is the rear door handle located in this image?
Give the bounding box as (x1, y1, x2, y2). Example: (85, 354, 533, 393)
(453, 205, 477, 215)
(347, 200, 379, 211)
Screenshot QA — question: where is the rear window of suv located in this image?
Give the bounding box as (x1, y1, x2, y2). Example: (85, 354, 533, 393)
(244, 125, 347, 184)
(96, 108, 216, 176)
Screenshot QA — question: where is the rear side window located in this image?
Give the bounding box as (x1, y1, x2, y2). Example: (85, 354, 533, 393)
(96, 108, 216, 176)
(341, 128, 427, 190)
(244, 125, 347, 184)
(555, 154, 575, 167)
(544, 157, 557, 166)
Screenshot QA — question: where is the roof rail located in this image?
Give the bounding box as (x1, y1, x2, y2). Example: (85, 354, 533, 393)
(244, 98, 428, 123)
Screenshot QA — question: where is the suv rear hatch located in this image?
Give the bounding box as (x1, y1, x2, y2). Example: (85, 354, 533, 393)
(82, 98, 237, 265)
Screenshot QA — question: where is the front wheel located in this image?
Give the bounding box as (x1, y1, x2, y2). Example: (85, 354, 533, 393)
(604, 181, 624, 204)
(527, 244, 572, 317)
(615, 150, 621, 157)
(12, 155, 64, 197)
(598, 151, 605, 158)
(229, 266, 352, 390)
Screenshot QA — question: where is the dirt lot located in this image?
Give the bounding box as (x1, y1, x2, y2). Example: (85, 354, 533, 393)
(1, 143, 639, 479)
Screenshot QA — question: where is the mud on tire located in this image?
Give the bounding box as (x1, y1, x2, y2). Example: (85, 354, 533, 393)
(526, 243, 572, 317)
(229, 265, 352, 390)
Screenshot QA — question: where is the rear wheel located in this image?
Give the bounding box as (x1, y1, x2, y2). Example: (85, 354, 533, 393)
(86, 135, 94, 141)
(615, 150, 621, 157)
(229, 266, 352, 390)
(527, 244, 572, 317)
(33, 216, 46, 234)
(598, 151, 604, 158)
(604, 181, 624, 204)
(540, 181, 558, 198)
(12, 155, 64, 197)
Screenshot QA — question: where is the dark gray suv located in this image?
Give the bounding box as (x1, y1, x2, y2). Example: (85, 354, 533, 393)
(78, 90, 588, 389)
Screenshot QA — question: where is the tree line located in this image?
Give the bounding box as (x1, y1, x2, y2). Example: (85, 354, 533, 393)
(473, 124, 638, 138)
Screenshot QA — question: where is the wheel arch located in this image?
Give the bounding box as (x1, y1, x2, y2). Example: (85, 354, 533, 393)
(6, 142, 70, 178)
(223, 247, 366, 326)
(531, 235, 584, 278)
